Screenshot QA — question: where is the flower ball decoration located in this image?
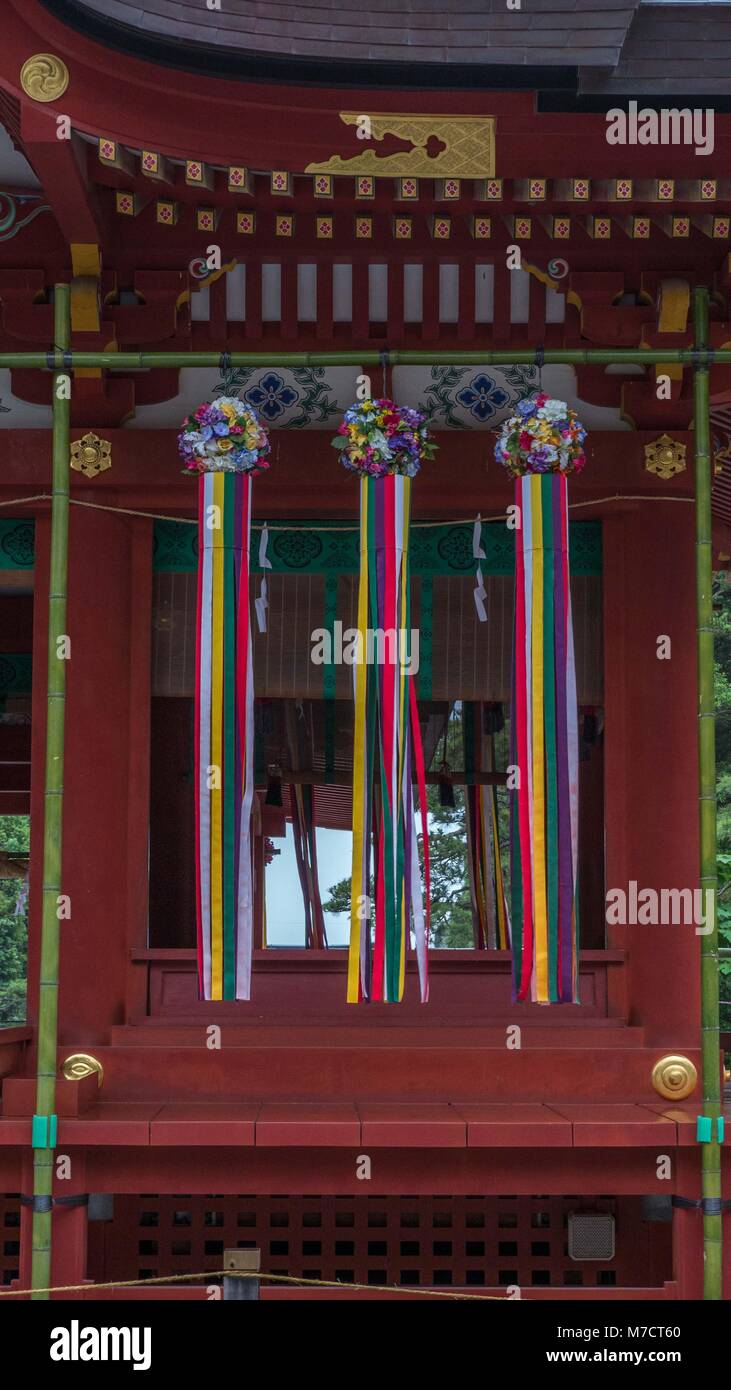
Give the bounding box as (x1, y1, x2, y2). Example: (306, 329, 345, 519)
(332, 398, 437, 478)
(494, 393, 587, 477)
(178, 396, 270, 475)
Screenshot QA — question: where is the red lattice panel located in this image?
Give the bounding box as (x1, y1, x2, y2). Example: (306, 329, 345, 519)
(87, 1195, 669, 1290)
(1, 1194, 21, 1286)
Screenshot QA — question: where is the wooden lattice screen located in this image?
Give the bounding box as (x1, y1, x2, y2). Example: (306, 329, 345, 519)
(86, 1195, 669, 1292)
(151, 518, 603, 704)
(152, 571, 603, 704)
(0, 1193, 20, 1287)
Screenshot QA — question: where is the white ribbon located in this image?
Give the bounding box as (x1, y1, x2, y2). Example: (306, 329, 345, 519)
(473, 513, 487, 621)
(256, 522, 272, 632)
(474, 564, 487, 623)
(259, 522, 272, 571)
(255, 574, 268, 633)
(472, 513, 486, 561)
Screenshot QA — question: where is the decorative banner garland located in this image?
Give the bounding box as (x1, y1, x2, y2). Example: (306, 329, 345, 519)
(179, 398, 270, 1001)
(334, 401, 432, 1003)
(496, 394, 583, 1003)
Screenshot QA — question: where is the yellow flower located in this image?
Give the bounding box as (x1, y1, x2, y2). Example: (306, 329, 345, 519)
(217, 438, 234, 452)
(220, 403, 239, 424)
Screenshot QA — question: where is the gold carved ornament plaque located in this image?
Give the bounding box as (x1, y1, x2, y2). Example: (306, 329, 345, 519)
(70, 432, 111, 478)
(61, 1053, 104, 1088)
(20, 54, 70, 103)
(644, 434, 687, 481)
(306, 113, 495, 179)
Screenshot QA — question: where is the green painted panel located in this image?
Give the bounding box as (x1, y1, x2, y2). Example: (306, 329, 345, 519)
(0, 520, 34, 570)
(0, 653, 32, 695)
(152, 518, 601, 577)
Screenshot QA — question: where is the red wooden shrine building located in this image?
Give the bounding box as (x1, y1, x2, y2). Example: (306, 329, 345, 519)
(0, 0, 730, 1300)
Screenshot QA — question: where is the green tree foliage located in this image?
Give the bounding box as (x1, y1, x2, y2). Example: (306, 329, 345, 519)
(0, 815, 29, 1026)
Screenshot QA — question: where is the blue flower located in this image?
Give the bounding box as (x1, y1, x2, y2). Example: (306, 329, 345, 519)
(245, 371, 299, 422)
(456, 373, 511, 423)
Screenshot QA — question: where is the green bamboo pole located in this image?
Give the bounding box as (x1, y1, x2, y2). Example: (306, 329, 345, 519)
(1, 348, 731, 370)
(692, 286, 723, 1302)
(30, 285, 71, 1299)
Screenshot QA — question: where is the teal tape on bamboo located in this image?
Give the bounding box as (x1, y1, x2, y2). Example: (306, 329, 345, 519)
(31, 1115, 57, 1150)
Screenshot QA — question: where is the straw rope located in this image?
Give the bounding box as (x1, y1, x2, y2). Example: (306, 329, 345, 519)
(0, 492, 694, 530)
(0, 1268, 508, 1300)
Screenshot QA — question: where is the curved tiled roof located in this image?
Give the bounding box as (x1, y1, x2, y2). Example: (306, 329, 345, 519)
(43, 0, 639, 68)
(581, 2, 731, 96)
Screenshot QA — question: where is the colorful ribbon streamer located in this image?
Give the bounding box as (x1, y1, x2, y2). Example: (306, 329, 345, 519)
(510, 473, 579, 1003)
(196, 471, 255, 1000)
(347, 474, 430, 1003)
(463, 703, 510, 950)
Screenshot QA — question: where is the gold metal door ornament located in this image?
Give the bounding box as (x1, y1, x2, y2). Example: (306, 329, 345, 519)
(20, 55, 70, 103)
(306, 114, 495, 179)
(651, 1054, 697, 1100)
(644, 434, 687, 480)
(70, 432, 112, 478)
(61, 1053, 104, 1088)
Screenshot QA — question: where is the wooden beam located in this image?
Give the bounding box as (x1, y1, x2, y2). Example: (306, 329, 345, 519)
(20, 105, 104, 245)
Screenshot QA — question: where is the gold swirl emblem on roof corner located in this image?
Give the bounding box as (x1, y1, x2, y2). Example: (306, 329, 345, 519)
(20, 54, 70, 103)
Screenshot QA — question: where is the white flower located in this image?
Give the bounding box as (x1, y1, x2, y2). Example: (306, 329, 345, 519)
(539, 398, 568, 422)
(370, 429, 393, 458)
